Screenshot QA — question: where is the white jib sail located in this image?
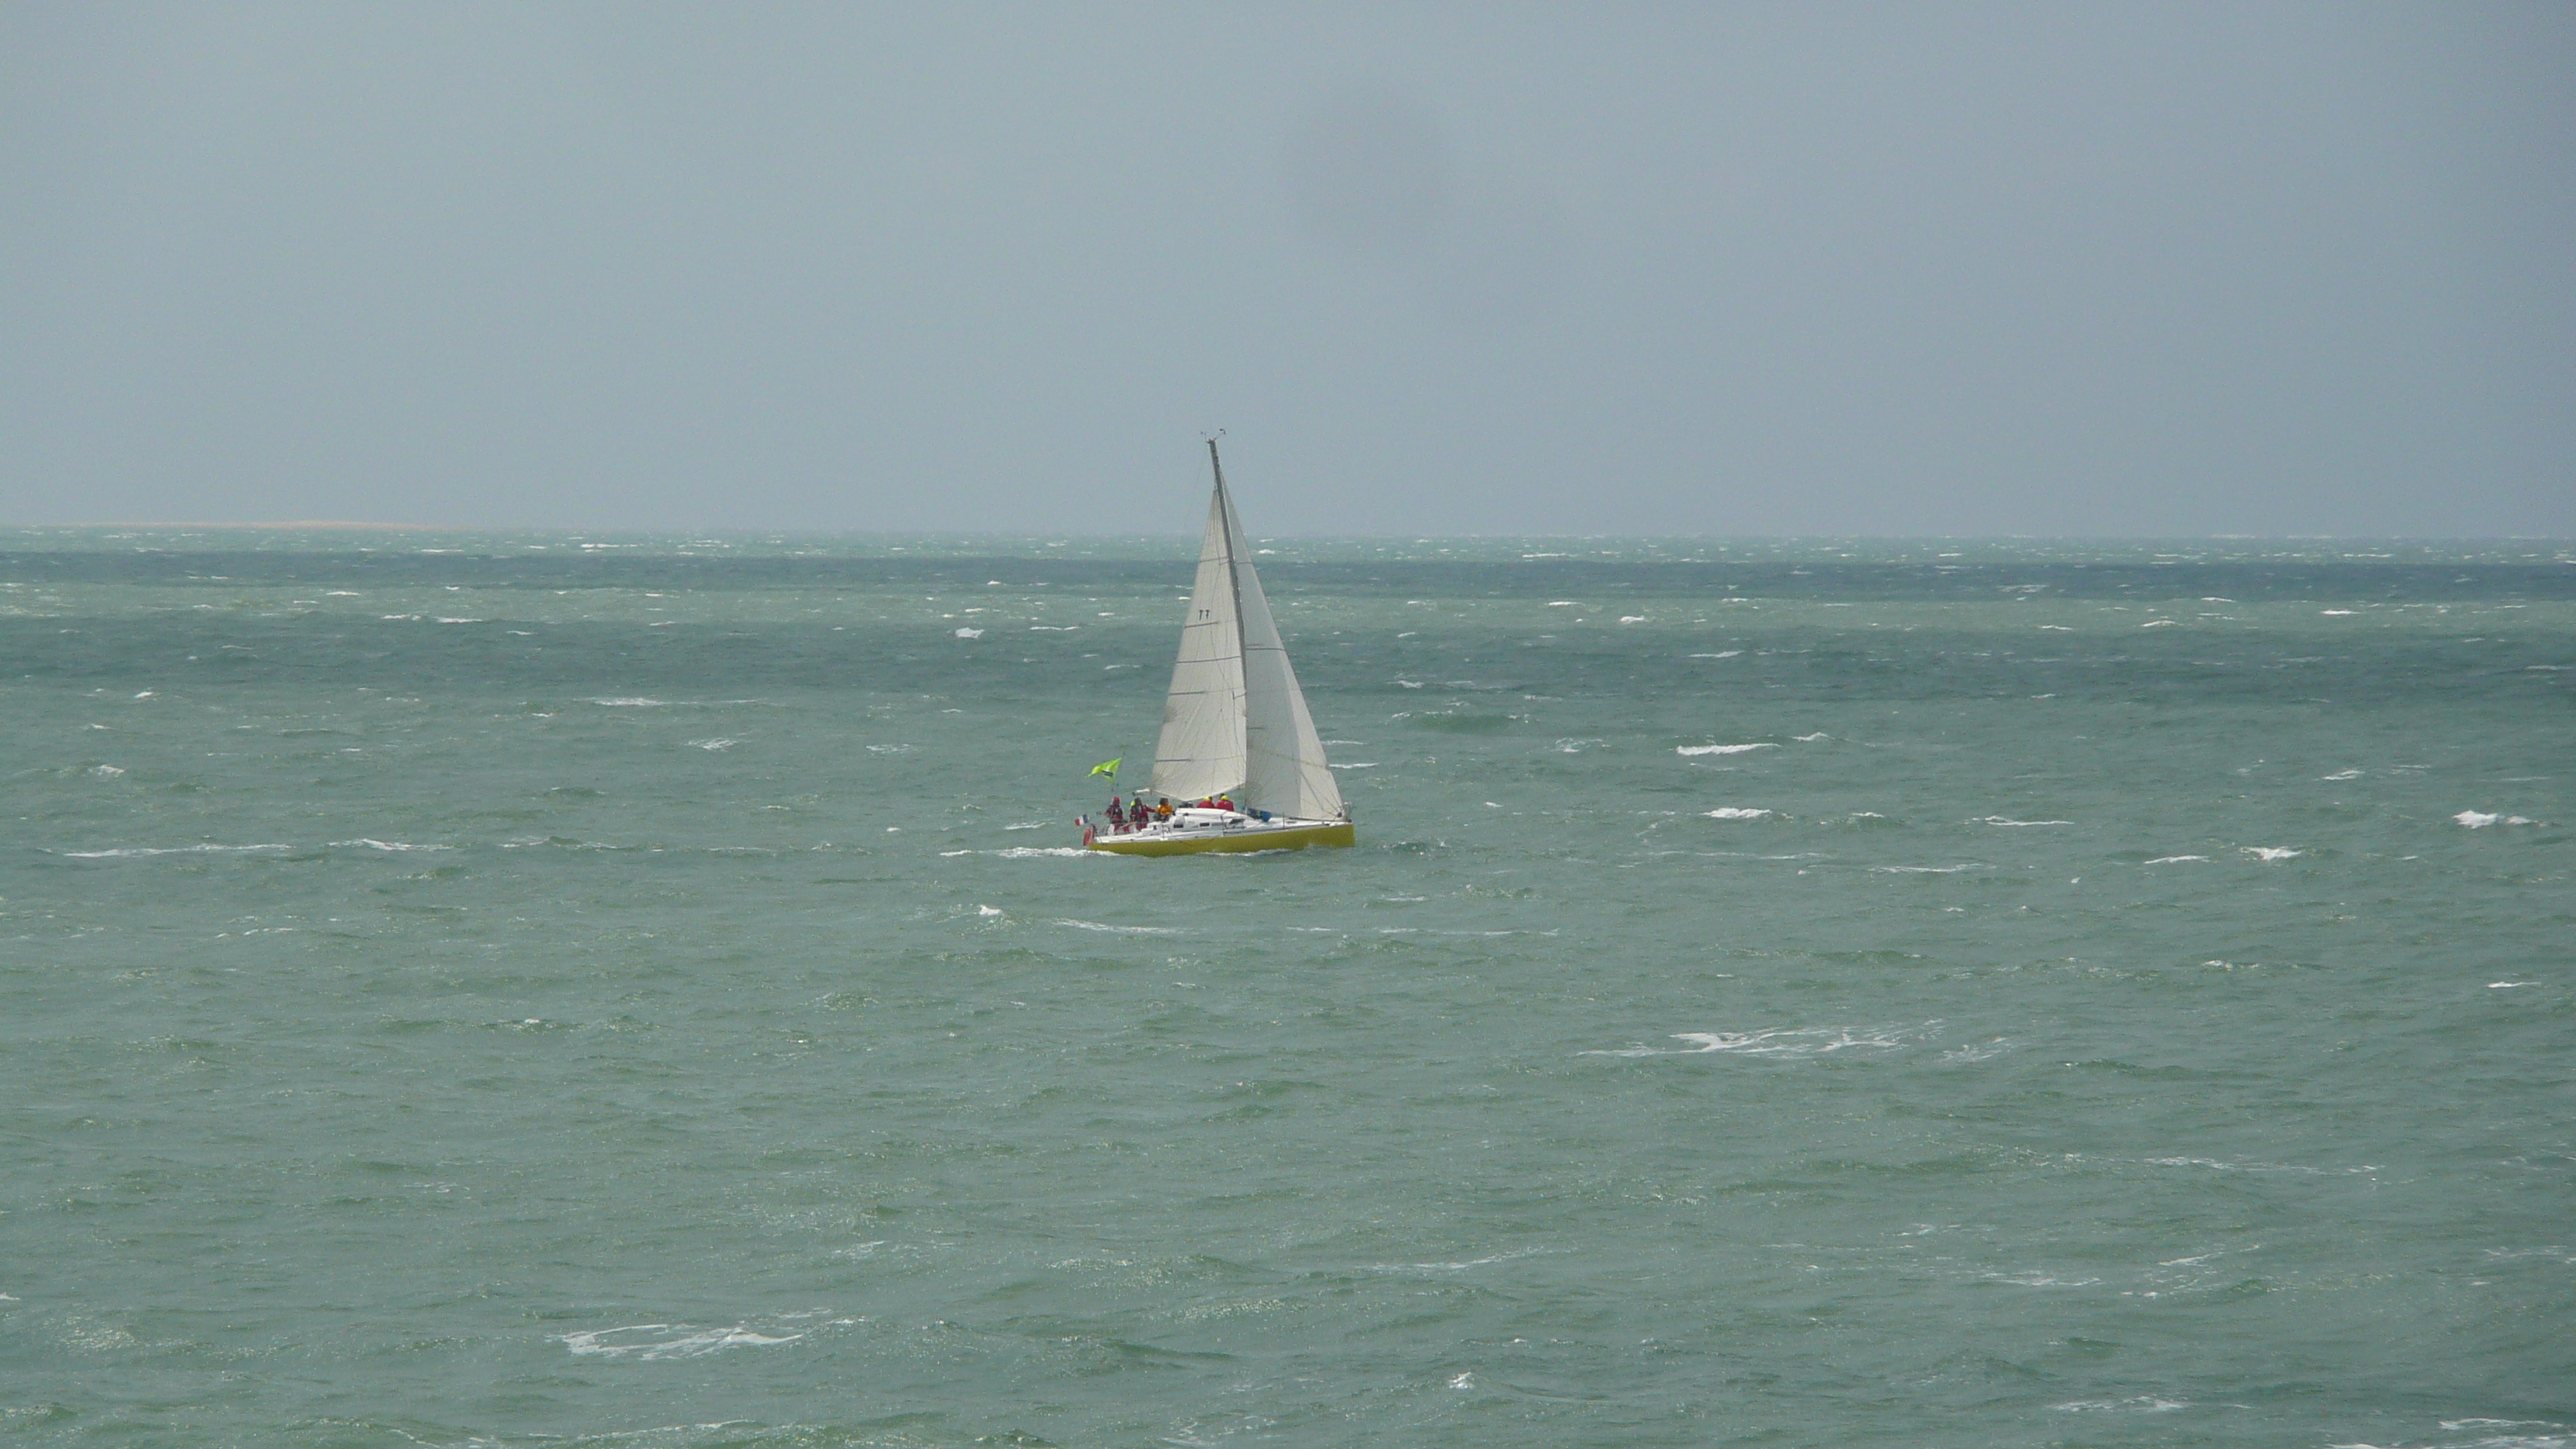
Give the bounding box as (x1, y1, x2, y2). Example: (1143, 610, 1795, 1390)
(1222, 485, 1343, 820)
(1148, 444, 1343, 820)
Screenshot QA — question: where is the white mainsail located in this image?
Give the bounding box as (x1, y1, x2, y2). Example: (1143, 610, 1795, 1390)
(1148, 443, 1344, 820)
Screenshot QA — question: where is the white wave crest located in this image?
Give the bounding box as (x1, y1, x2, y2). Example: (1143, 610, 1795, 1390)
(2454, 811, 2534, 829)
(954, 627, 984, 639)
(559, 1323, 803, 1360)
(1678, 743, 1776, 756)
(1057, 919, 1180, 934)
(2144, 855, 2210, 864)
(1973, 816, 2071, 827)
(592, 697, 664, 707)
(1585, 1026, 1913, 1058)
(2244, 846, 2303, 861)
(1704, 807, 1772, 820)
(331, 839, 452, 852)
(55, 843, 292, 859)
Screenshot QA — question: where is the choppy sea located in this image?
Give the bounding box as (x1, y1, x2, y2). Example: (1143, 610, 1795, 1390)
(3, 530, 2570, 1448)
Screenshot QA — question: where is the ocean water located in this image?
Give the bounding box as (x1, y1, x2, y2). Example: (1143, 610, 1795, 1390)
(3, 530, 2571, 1449)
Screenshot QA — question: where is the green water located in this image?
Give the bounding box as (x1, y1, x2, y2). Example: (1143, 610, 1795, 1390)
(3, 533, 2571, 1447)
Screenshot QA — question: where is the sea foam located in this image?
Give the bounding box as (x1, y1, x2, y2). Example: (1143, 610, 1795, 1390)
(55, 843, 292, 859)
(558, 1322, 803, 1360)
(1584, 1026, 1914, 1058)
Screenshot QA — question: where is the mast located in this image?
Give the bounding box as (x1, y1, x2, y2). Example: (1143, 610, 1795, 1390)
(1212, 437, 1250, 680)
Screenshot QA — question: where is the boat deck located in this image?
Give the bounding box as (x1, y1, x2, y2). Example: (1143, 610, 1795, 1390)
(1086, 813, 1354, 855)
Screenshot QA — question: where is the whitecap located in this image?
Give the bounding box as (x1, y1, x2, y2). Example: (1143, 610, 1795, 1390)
(55, 843, 293, 859)
(1678, 743, 1776, 756)
(331, 839, 452, 852)
(1972, 817, 2071, 827)
(1329, 762, 1379, 769)
(558, 1323, 803, 1360)
(592, 697, 664, 707)
(1002, 822, 1049, 831)
(2052, 1397, 2187, 1413)
(1584, 1026, 1913, 1058)
(2489, 981, 2536, 989)
(2455, 810, 2499, 828)
(2244, 846, 2303, 861)
(687, 738, 738, 751)
(86, 764, 125, 778)
(1990, 1271, 2103, 1287)
(954, 627, 983, 639)
(1394, 680, 1424, 689)
(976, 906, 1004, 917)
(2141, 618, 2178, 629)
(1794, 731, 1830, 742)
(433, 617, 484, 625)
(1872, 864, 1984, 874)
(1619, 615, 1646, 624)
(2322, 769, 2362, 780)
(1687, 651, 1742, 659)
(1056, 919, 1180, 934)
(1704, 808, 1772, 820)
(2321, 608, 2356, 615)
(1029, 625, 1080, 631)
(2144, 855, 2210, 864)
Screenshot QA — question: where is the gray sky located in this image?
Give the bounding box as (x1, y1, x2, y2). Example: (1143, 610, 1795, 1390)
(4, 3, 2569, 536)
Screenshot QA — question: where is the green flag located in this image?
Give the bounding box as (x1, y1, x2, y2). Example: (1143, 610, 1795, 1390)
(1089, 758, 1121, 779)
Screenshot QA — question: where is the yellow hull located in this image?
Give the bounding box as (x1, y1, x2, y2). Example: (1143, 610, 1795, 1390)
(1086, 820, 1355, 855)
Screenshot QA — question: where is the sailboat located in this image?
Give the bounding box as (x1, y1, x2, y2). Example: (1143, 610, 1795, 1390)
(1083, 440, 1354, 855)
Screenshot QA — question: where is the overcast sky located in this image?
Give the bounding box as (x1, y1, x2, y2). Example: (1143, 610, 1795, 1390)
(3, 3, 2568, 536)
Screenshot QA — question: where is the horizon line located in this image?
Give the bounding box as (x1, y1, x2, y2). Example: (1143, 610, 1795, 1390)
(11, 522, 2576, 545)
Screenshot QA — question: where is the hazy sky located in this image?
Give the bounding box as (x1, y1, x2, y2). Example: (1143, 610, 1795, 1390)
(4, 4, 2569, 536)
